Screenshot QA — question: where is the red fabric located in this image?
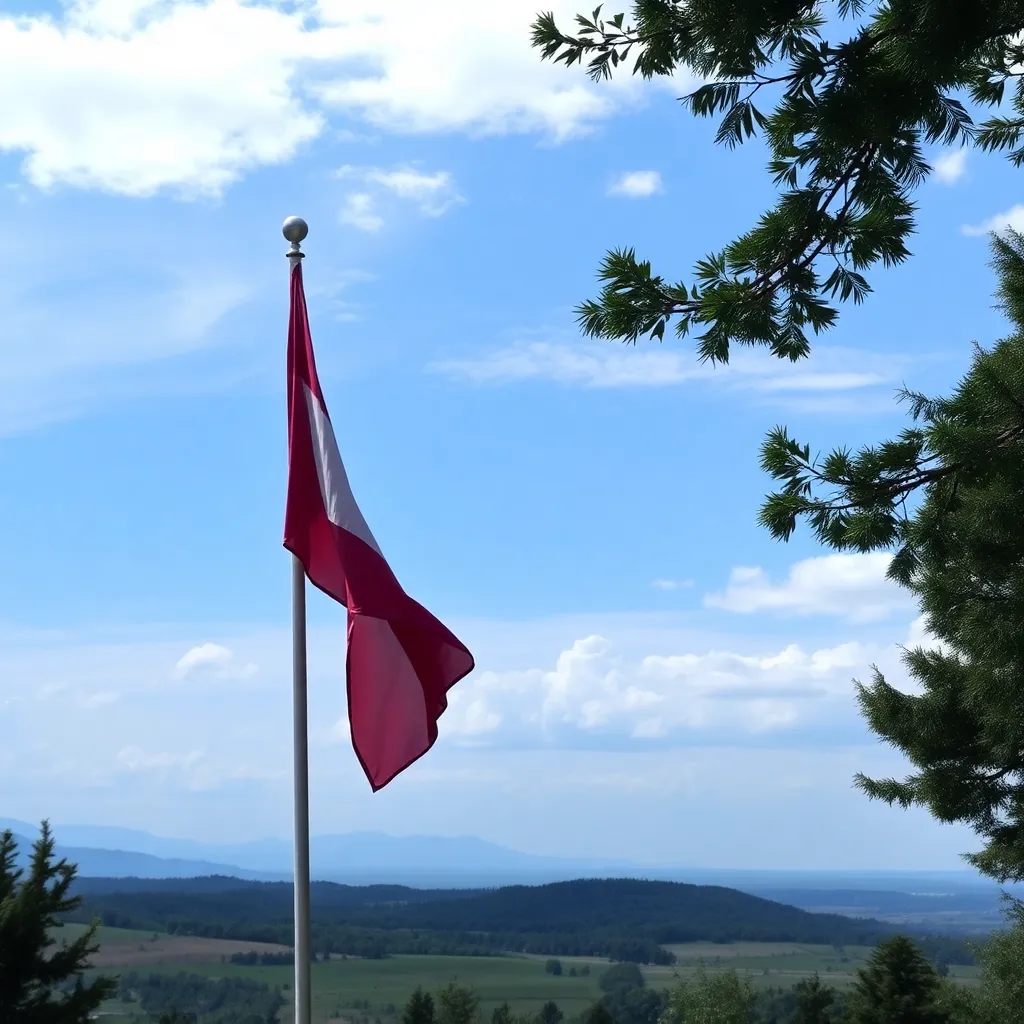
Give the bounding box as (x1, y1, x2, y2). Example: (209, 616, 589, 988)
(283, 261, 475, 791)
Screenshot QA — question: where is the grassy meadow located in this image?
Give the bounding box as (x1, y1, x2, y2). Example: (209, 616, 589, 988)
(69, 925, 981, 1024)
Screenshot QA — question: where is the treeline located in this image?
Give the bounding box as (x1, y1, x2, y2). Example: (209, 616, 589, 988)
(118, 970, 284, 1024)
(65, 876, 906, 965)
(228, 951, 294, 966)
(393, 961, 856, 1024)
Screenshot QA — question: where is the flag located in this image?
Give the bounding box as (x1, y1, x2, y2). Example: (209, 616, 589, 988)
(283, 260, 475, 791)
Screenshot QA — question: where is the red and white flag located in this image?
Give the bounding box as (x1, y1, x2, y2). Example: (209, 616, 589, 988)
(283, 261, 475, 791)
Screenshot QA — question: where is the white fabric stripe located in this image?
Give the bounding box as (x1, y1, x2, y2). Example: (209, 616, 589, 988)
(302, 383, 382, 556)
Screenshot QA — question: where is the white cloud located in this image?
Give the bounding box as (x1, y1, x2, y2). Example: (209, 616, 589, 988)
(703, 553, 913, 624)
(651, 578, 694, 591)
(172, 642, 257, 681)
(0, 0, 689, 197)
(439, 632, 879, 746)
(337, 164, 464, 231)
(608, 170, 663, 197)
(0, 616, 975, 869)
(118, 745, 204, 773)
(340, 192, 384, 233)
(431, 340, 897, 404)
(933, 148, 967, 184)
(962, 204, 1024, 236)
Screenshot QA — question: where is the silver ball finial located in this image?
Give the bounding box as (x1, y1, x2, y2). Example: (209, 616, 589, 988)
(282, 216, 308, 244)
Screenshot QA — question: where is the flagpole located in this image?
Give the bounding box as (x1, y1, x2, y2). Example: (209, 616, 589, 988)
(284, 215, 312, 1024)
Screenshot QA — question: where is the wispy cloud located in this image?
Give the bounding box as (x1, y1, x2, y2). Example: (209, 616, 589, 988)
(172, 643, 257, 682)
(703, 553, 913, 624)
(430, 339, 900, 409)
(932, 148, 967, 184)
(651, 578, 693, 591)
(608, 170, 663, 197)
(340, 192, 385, 232)
(962, 204, 1024, 236)
(336, 164, 464, 231)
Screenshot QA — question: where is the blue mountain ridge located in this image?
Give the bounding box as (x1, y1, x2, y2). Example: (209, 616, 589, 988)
(3, 817, 1018, 896)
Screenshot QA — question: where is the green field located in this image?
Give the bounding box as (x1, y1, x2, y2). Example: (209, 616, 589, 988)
(90, 943, 981, 1023)
(58, 922, 160, 945)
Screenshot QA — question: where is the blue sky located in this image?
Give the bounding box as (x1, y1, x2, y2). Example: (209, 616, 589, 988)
(0, 0, 1020, 871)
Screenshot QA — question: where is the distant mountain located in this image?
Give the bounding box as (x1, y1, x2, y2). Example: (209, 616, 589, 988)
(4, 817, 1019, 898)
(4, 828, 280, 881)
(0, 818, 637, 885)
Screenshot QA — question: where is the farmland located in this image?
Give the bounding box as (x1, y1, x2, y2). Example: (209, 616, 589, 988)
(77, 928, 981, 1024)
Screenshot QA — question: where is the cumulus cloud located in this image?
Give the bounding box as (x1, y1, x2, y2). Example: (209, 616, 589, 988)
(172, 642, 257, 681)
(0, 0, 689, 197)
(440, 633, 875, 746)
(608, 170, 663, 197)
(962, 204, 1024, 236)
(703, 553, 912, 624)
(337, 165, 464, 231)
(932, 149, 967, 184)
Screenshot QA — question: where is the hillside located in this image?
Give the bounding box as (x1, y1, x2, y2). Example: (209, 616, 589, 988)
(69, 875, 893, 964)
(341, 878, 889, 943)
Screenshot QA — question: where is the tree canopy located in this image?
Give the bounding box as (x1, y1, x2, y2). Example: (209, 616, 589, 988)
(759, 231, 1024, 882)
(532, 0, 1024, 364)
(847, 936, 949, 1024)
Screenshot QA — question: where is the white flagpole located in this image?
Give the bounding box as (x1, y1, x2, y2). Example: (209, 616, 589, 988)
(284, 215, 312, 1024)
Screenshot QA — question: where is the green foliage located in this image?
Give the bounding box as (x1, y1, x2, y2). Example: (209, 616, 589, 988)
(602, 985, 667, 1024)
(437, 982, 481, 1024)
(847, 936, 948, 1024)
(532, 1, 1024, 363)
(662, 968, 755, 1024)
(751, 985, 850, 1024)
(492, 1001, 515, 1024)
(758, 230, 1024, 882)
(405, 987, 437, 1024)
(73, 877, 887, 962)
(792, 974, 835, 1024)
(546, 958, 564, 976)
(0, 823, 117, 1023)
(964, 896, 1024, 1024)
(120, 971, 284, 1024)
(582, 1003, 616, 1024)
(539, 999, 564, 1024)
(600, 962, 645, 993)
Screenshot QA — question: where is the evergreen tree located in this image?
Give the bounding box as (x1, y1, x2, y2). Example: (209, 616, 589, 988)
(0, 823, 117, 1023)
(757, 230, 1024, 881)
(539, 1000, 564, 1024)
(532, 1, 1024, 363)
(492, 1002, 515, 1024)
(848, 936, 948, 1024)
(582, 1003, 616, 1024)
(437, 983, 480, 1024)
(793, 974, 835, 1024)
(405, 988, 437, 1024)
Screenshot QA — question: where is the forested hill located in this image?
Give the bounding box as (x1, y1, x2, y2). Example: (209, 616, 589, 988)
(70, 876, 896, 963)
